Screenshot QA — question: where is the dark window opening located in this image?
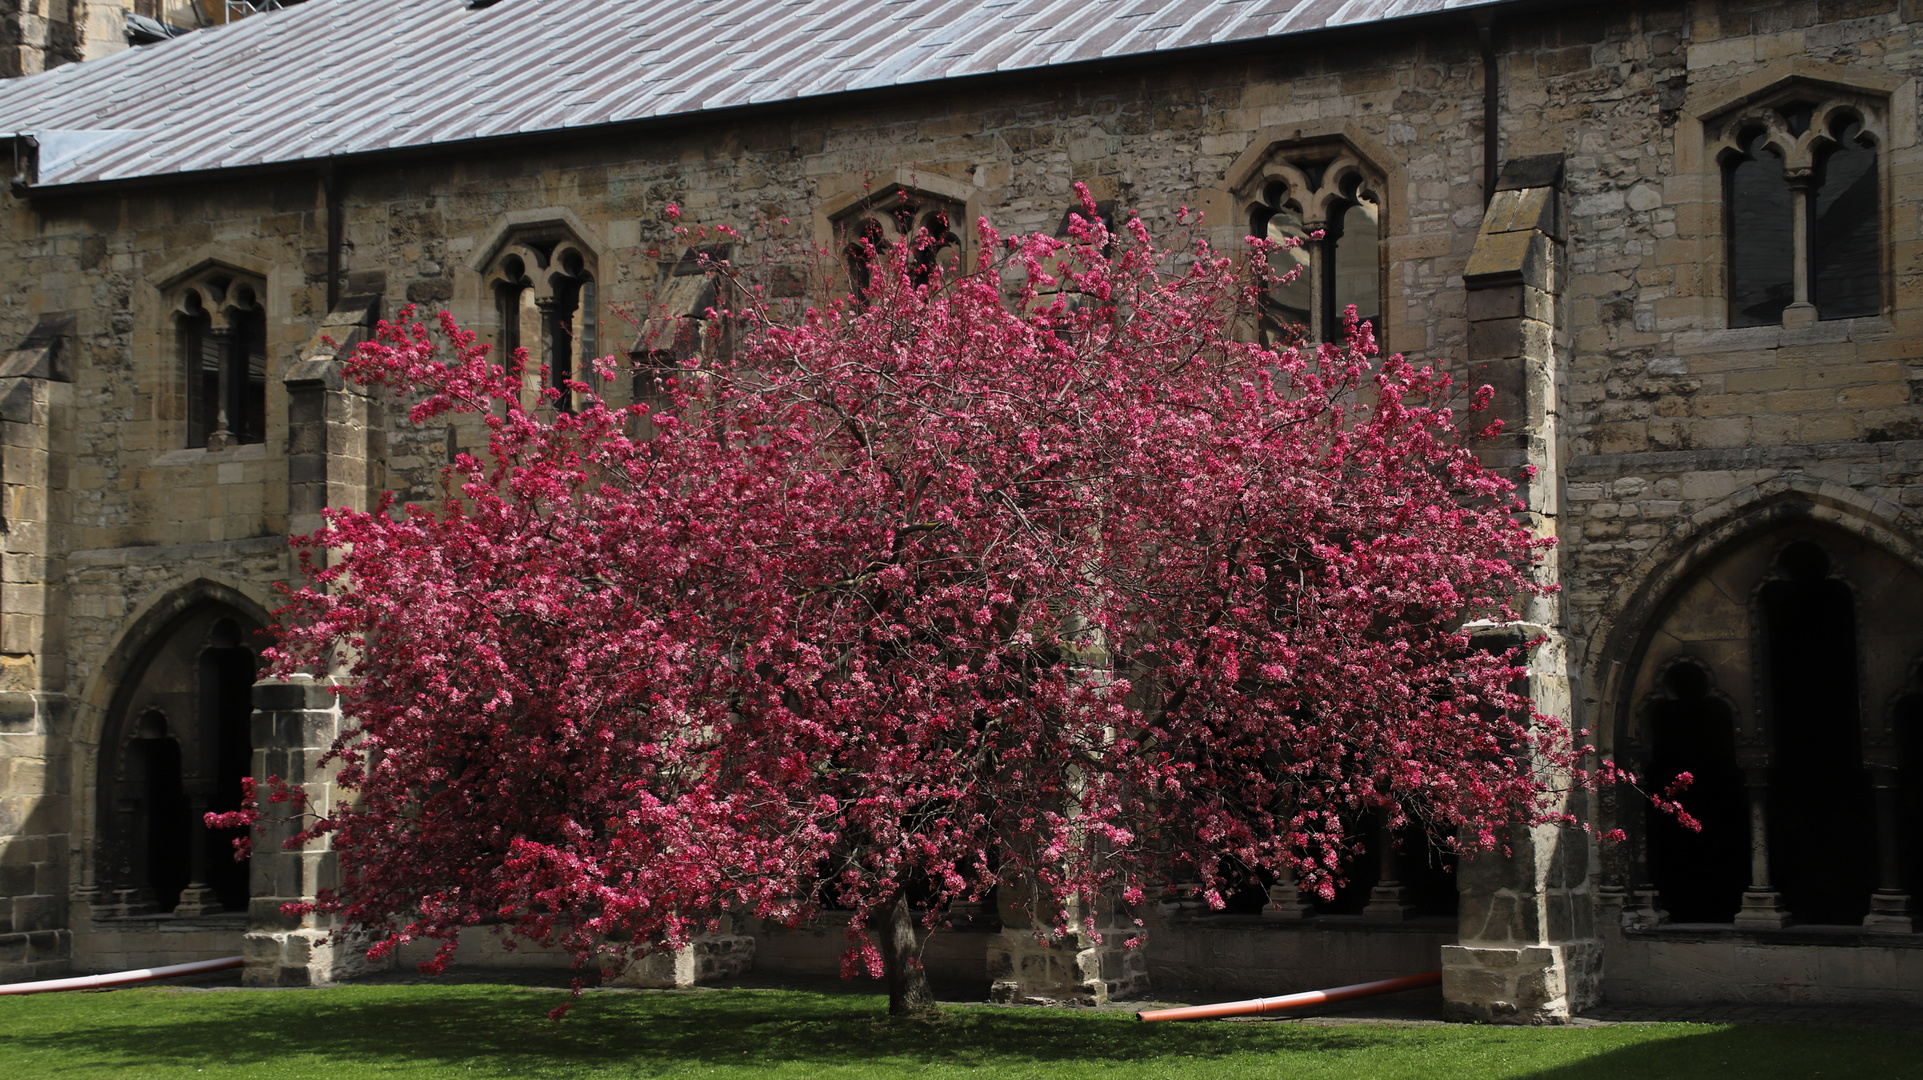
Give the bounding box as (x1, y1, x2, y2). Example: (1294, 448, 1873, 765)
(182, 311, 218, 450)
(1644, 663, 1749, 922)
(1310, 815, 1456, 918)
(1056, 199, 1119, 258)
(630, 350, 676, 441)
(1326, 179, 1381, 341)
(495, 254, 594, 411)
(102, 604, 266, 919)
(1812, 119, 1880, 320)
(1253, 191, 1312, 338)
(181, 303, 267, 449)
(1762, 541, 1876, 925)
(1726, 130, 1795, 328)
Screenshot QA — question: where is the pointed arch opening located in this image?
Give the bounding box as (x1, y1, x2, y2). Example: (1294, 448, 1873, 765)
(97, 602, 266, 916)
(1614, 516, 1923, 930)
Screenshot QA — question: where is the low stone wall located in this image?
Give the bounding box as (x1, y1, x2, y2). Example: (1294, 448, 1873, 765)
(1604, 926, 1923, 1006)
(753, 913, 994, 987)
(1144, 916, 1457, 1000)
(394, 932, 578, 971)
(70, 913, 245, 973)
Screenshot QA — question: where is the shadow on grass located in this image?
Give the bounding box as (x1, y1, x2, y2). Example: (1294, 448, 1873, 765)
(1, 985, 1405, 1075)
(1511, 1022, 1923, 1080)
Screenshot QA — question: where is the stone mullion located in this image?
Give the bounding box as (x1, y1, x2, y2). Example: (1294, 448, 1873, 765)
(205, 327, 237, 451)
(1307, 234, 1329, 343)
(1781, 167, 1816, 328)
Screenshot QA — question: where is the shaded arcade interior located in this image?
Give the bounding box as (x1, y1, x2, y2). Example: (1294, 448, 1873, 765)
(95, 603, 264, 917)
(1621, 521, 1923, 929)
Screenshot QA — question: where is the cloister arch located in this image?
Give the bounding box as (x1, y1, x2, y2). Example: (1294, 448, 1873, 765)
(69, 576, 275, 915)
(1594, 491, 1923, 930)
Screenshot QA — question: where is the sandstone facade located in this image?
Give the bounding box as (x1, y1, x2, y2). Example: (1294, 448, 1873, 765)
(0, 0, 1918, 1019)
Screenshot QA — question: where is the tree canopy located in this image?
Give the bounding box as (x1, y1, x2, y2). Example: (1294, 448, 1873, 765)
(228, 194, 1583, 1015)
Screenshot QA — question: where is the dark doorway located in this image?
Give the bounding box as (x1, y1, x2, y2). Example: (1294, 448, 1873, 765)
(1762, 542, 1876, 924)
(1644, 663, 1749, 922)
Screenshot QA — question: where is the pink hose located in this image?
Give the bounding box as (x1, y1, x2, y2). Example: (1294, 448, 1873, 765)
(0, 955, 244, 995)
(1137, 970, 1442, 1021)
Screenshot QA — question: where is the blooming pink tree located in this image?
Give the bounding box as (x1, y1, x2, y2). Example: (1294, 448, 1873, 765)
(239, 193, 1582, 1016)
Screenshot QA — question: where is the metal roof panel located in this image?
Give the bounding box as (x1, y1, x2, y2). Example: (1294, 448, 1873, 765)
(0, 0, 1513, 186)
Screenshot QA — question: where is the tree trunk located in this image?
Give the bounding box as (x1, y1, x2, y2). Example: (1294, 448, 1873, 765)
(880, 890, 937, 1016)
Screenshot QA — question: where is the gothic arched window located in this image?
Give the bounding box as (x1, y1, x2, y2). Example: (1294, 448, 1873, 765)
(1715, 98, 1883, 327)
(1243, 149, 1383, 345)
(484, 231, 598, 410)
(832, 184, 963, 296)
(169, 268, 267, 450)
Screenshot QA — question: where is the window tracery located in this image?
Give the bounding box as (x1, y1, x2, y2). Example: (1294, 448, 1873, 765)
(832, 184, 963, 295)
(1711, 95, 1884, 327)
(1243, 148, 1383, 345)
(484, 231, 598, 409)
(168, 266, 267, 450)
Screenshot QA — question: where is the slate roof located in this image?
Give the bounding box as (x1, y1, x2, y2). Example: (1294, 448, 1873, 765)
(0, 0, 1514, 188)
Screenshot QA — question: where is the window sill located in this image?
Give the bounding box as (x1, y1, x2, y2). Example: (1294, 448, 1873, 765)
(1673, 314, 1895, 353)
(1623, 921, 1923, 948)
(150, 442, 268, 468)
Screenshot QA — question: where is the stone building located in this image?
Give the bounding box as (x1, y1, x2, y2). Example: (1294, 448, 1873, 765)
(0, 0, 1918, 1020)
(0, 2, 286, 78)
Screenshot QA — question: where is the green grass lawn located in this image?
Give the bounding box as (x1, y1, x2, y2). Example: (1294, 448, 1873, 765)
(0, 983, 1915, 1080)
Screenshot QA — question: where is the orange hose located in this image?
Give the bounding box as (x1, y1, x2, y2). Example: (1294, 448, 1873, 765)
(1136, 969, 1441, 1021)
(0, 955, 244, 995)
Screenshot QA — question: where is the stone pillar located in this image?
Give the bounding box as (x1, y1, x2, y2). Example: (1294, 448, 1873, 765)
(1263, 866, 1314, 920)
(0, 317, 73, 981)
(1733, 768, 1792, 928)
(1442, 623, 1601, 1024)
(1441, 157, 1601, 1023)
(242, 677, 388, 987)
(1863, 766, 1912, 932)
(1361, 827, 1417, 921)
(244, 295, 385, 987)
